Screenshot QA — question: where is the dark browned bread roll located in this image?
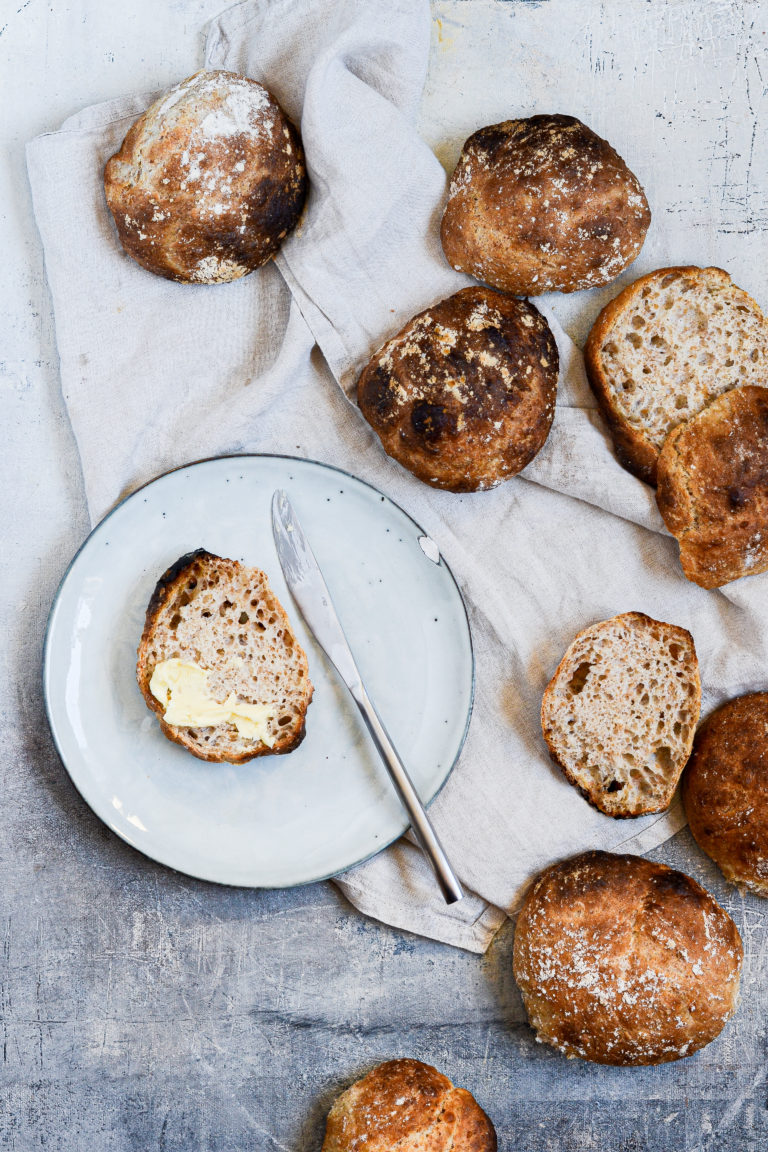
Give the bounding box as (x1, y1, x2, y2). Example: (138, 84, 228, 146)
(656, 384, 768, 588)
(357, 286, 558, 491)
(321, 1059, 496, 1152)
(513, 851, 742, 1065)
(104, 70, 307, 283)
(441, 115, 650, 296)
(683, 693, 768, 896)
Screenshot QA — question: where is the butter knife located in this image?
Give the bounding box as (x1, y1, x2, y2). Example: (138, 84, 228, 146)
(271, 489, 463, 905)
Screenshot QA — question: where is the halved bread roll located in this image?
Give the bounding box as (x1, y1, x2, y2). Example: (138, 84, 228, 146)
(541, 612, 700, 817)
(585, 267, 768, 485)
(683, 693, 768, 896)
(137, 550, 312, 762)
(657, 385, 768, 588)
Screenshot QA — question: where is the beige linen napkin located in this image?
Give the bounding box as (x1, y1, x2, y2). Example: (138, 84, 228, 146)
(28, 0, 768, 952)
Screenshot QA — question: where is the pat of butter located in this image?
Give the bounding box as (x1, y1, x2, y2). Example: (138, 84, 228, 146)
(149, 659, 275, 746)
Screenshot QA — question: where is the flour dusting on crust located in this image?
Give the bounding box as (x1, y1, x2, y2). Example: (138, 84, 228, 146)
(513, 852, 743, 1066)
(104, 70, 307, 283)
(441, 114, 650, 296)
(357, 286, 558, 492)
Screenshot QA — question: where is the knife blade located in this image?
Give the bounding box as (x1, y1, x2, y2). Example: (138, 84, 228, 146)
(271, 489, 463, 905)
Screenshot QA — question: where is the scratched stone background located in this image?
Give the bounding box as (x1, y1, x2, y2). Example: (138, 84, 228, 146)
(2, 0, 768, 1148)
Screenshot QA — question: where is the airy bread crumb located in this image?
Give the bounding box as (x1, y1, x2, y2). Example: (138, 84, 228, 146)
(137, 550, 312, 763)
(585, 266, 768, 484)
(541, 612, 700, 817)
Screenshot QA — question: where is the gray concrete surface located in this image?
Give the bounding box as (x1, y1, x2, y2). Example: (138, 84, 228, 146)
(2, 1, 767, 1148)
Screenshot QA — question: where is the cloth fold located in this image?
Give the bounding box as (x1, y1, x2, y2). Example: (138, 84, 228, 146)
(28, 0, 768, 952)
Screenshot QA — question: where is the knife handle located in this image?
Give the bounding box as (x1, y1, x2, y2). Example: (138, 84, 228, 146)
(351, 685, 464, 905)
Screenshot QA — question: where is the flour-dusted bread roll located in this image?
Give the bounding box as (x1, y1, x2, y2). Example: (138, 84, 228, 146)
(321, 1059, 496, 1152)
(104, 70, 307, 283)
(357, 286, 558, 491)
(513, 852, 743, 1066)
(683, 693, 768, 896)
(441, 115, 650, 296)
(656, 384, 768, 588)
(137, 550, 312, 762)
(541, 612, 700, 817)
(585, 267, 768, 484)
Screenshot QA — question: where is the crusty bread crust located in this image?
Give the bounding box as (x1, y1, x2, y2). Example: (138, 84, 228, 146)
(683, 693, 768, 897)
(585, 267, 768, 485)
(104, 70, 307, 283)
(357, 286, 558, 492)
(137, 550, 312, 763)
(440, 114, 650, 296)
(321, 1059, 496, 1152)
(541, 612, 700, 817)
(513, 851, 743, 1066)
(656, 384, 768, 588)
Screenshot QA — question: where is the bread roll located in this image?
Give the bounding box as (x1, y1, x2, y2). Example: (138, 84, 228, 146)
(137, 550, 312, 762)
(441, 115, 650, 296)
(357, 286, 558, 491)
(104, 70, 307, 283)
(321, 1059, 496, 1152)
(585, 267, 768, 485)
(513, 851, 743, 1065)
(656, 384, 768, 588)
(541, 612, 700, 817)
(683, 693, 768, 896)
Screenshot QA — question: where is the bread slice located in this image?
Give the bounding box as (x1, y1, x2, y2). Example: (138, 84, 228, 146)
(137, 550, 312, 762)
(585, 267, 768, 485)
(656, 385, 768, 588)
(541, 612, 700, 817)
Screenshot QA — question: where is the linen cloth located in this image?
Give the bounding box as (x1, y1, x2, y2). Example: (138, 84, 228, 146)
(27, 0, 768, 952)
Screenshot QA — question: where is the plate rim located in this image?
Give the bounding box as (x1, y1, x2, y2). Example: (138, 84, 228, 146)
(42, 453, 476, 889)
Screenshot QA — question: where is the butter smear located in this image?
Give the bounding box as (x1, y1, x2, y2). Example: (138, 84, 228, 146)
(149, 659, 275, 745)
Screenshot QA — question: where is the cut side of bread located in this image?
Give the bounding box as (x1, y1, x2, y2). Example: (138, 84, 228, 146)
(541, 612, 700, 817)
(585, 267, 768, 485)
(656, 384, 768, 588)
(137, 550, 312, 763)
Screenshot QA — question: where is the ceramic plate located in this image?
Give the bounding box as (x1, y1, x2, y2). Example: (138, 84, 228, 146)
(43, 456, 474, 887)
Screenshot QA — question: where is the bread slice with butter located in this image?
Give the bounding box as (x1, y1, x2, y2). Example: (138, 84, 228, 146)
(137, 550, 313, 762)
